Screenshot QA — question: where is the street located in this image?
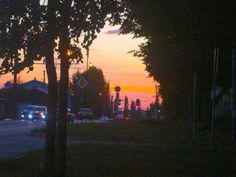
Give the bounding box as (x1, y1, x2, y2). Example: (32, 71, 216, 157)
(0, 120, 45, 159)
(0, 118, 108, 159)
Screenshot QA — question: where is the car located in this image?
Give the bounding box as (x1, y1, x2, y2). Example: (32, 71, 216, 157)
(100, 116, 109, 121)
(115, 113, 124, 119)
(78, 108, 93, 119)
(20, 105, 47, 121)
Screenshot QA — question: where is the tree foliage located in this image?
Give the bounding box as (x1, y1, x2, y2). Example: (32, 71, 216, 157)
(0, 0, 123, 74)
(120, 0, 236, 119)
(0, 1, 123, 176)
(124, 96, 129, 117)
(72, 66, 110, 116)
(130, 100, 136, 119)
(0, 0, 44, 74)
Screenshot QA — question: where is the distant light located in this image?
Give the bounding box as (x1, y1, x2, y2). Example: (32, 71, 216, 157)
(28, 115, 33, 119)
(67, 49, 72, 56)
(99, 92, 102, 96)
(103, 72, 106, 76)
(89, 62, 93, 68)
(21, 115, 24, 118)
(32, 31, 38, 35)
(39, 0, 48, 6)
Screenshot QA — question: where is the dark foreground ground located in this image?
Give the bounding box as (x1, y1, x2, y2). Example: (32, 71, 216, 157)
(0, 119, 235, 177)
(0, 120, 45, 159)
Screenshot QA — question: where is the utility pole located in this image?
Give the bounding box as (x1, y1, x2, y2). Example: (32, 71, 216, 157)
(154, 84, 158, 119)
(211, 48, 219, 148)
(43, 70, 46, 83)
(13, 73, 17, 86)
(192, 72, 197, 140)
(86, 49, 89, 70)
(231, 48, 236, 144)
(188, 95, 191, 123)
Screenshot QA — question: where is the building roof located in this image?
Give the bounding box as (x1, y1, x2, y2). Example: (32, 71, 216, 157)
(20, 79, 48, 94)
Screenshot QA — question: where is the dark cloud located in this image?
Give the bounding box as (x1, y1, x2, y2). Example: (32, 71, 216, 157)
(104, 29, 120, 35)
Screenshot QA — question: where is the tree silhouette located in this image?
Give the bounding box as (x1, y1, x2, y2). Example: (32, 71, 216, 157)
(120, 1, 236, 121)
(124, 96, 129, 118)
(52, 1, 122, 176)
(72, 66, 110, 117)
(130, 100, 136, 119)
(0, 1, 123, 176)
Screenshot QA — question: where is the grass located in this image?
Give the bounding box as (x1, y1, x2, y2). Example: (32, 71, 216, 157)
(32, 119, 192, 144)
(0, 151, 44, 177)
(2, 119, 235, 177)
(0, 143, 235, 177)
(67, 119, 192, 144)
(32, 119, 232, 145)
(66, 144, 235, 177)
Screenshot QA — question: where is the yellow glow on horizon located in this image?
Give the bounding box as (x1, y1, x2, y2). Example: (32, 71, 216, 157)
(110, 85, 155, 93)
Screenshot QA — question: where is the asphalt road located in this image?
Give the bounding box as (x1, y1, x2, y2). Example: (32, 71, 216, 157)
(0, 118, 108, 159)
(0, 119, 45, 159)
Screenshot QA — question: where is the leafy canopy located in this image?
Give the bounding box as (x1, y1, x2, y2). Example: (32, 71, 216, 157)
(0, 0, 123, 75)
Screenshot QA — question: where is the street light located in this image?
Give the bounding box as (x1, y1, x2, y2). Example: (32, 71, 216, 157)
(66, 49, 72, 57)
(32, 31, 38, 35)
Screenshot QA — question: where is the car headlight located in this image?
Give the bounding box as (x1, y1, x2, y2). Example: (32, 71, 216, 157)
(28, 114, 33, 119)
(42, 115, 46, 119)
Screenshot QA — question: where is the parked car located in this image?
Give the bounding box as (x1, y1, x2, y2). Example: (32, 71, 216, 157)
(20, 105, 47, 120)
(78, 108, 93, 119)
(115, 113, 124, 119)
(100, 116, 109, 121)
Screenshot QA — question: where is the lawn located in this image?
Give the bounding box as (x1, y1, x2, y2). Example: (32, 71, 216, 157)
(1, 119, 235, 177)
(67, 119, 192, 144)
(0, 143, 234, 177)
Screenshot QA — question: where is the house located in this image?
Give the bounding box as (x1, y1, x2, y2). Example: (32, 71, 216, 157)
(0, 78, 73, 119)
(20, 79, 48, 94)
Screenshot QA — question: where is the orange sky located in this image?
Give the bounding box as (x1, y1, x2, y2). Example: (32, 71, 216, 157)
(0, 25, 157, 109)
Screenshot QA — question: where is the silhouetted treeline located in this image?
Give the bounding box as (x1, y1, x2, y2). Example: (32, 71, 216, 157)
(119, 0, 236, 123)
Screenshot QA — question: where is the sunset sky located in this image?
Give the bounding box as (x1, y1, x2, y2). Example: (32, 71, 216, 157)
(0, 25, 157, 109)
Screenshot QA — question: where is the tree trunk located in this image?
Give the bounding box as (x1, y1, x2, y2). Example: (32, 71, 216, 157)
(55, 1, 71, 176)
(55, 39, 69, 177)
(44, 1, 57, 177)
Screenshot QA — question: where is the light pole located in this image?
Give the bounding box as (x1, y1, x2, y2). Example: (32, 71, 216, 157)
(86, 49, 89, 70)
(232, 47, 235, 144)
(211, 48, 219, 148)
(155, 84, 160, 119)
(192, 72, 197, 140)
